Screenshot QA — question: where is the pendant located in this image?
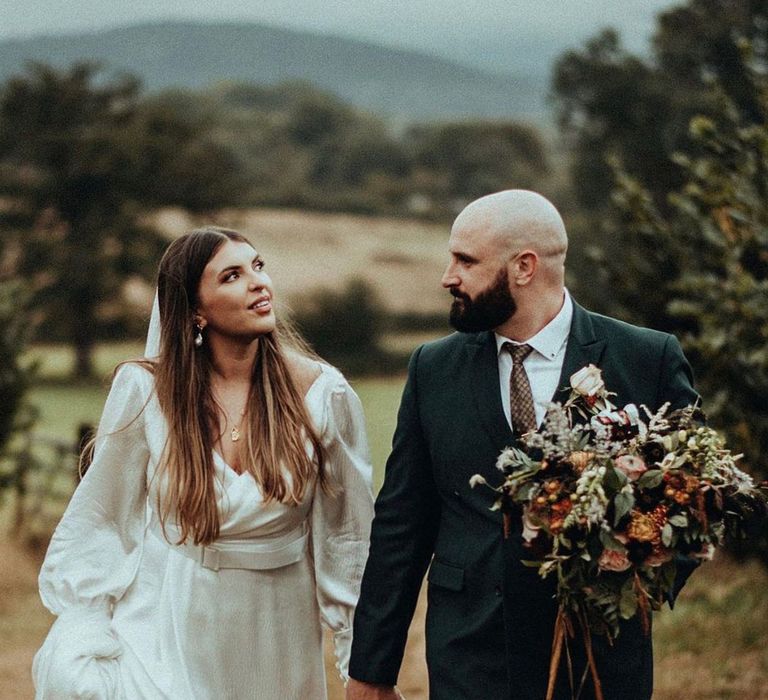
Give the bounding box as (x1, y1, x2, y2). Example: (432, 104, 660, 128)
(231, 426, 241, 442)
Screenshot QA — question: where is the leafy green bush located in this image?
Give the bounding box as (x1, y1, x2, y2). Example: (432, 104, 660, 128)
(292, 278, 404, 375)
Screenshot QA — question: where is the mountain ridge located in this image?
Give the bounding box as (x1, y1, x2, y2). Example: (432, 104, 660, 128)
(0, 21, 546, 121)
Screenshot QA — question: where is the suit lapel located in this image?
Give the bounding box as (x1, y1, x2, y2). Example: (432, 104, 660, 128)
(551, 303, 607, 405)
(465, 332, 514, 453)
(463, 304, 606, 450)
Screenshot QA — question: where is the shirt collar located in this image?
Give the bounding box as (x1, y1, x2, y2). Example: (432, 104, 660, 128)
(495, 290, 573, 362)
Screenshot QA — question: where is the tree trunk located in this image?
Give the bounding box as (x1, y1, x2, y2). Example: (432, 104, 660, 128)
(74, 337, 94, 379)
(72, 301, 96, 379)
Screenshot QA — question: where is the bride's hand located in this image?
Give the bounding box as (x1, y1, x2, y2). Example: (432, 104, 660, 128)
(345, 678, 405, 700)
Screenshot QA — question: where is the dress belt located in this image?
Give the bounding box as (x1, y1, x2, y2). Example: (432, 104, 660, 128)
(151, 521, 308, 571)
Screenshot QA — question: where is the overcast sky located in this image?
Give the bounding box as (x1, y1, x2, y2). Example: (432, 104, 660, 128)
(0, 0, 678, 74)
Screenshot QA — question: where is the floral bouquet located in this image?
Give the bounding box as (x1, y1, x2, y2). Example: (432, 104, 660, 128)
(472, 365, 768, 700)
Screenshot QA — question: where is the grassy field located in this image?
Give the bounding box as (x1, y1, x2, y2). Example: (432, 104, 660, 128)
(147, 207, 452, 317)
(25, 345, 402, 492)
(4, 343, 768, 698)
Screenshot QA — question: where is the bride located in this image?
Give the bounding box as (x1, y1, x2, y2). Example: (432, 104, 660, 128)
(32, 227, 374, 698)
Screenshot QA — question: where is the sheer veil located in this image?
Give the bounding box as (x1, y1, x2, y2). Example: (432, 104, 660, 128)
(145, 291, 161, 359)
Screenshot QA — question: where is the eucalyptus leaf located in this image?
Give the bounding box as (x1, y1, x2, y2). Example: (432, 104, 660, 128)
(638, 469, 664, 489)
(603, 466, 623, 492)
(662, 523, 674, 547)
(669, 513, 688, 527)
(613, 492, 635, 526)
(516, 482, 536, 501)
(600, 529, 627, 552)
(619, 586, 638, 619)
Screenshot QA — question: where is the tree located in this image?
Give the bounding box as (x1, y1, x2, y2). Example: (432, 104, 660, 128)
(552, 29, 683, 211)
(406, 121, 550, 211)
(293, 279, 383, 360)
(0, 62, 243, 377)
(552, 0, 766, 213)
(606, 56, 768, 560)
(0, 280, 36, 458)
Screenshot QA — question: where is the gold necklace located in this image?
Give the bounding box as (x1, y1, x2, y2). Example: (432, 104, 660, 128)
(230, 409, 246, 442)
(212, 386, 247, 442)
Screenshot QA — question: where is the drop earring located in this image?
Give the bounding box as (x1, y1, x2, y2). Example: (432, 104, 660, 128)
(194, 323, 203, 348)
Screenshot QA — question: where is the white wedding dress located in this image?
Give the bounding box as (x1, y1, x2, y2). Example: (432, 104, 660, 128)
(32, 362, 374, 699)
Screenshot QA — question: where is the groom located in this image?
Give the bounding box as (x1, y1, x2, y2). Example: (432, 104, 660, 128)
(346, 190, 699, 700)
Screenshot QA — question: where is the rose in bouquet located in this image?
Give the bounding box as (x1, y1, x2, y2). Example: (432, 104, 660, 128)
(471, 365, 768, 700)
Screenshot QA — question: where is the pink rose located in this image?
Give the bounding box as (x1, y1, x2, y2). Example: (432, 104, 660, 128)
(598, 548, 631, 572)
(614, 455, 648, 482)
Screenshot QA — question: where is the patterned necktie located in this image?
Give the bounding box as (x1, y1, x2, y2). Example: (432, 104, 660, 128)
(505, 343, 537, 435)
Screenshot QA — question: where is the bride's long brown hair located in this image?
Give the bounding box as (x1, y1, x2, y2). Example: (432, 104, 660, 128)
(153, 227, 326, 545)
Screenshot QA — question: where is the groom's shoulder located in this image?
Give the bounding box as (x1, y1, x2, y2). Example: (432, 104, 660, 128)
(580, 306, 671, 349)
(414, 330, 479, 364)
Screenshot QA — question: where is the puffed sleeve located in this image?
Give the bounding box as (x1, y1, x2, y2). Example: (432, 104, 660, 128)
(32, 363, 152, 699)
(309, 371, 375, 682)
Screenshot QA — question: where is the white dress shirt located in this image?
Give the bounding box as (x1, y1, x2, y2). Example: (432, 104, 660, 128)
(495, 291, 574, 429)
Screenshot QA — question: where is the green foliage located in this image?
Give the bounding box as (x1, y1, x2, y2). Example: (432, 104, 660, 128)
(406, 121, 550, 214)
(190, 80, 551, 218)
(555, 4, 768, 560)
(0, 281, 36, 462)
(293, 278, 394, 374)
(0, 63, 244, 376)
(606, 53, 768, 562)
(552, 0, 766, 213)
(553, 29, 681, 211)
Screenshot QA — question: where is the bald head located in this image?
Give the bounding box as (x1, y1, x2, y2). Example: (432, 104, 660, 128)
(453, 190, 568, 265)
(443, 190, 568, 339)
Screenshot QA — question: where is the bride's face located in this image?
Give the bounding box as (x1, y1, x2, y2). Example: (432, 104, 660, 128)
(195, 239, 276, 341)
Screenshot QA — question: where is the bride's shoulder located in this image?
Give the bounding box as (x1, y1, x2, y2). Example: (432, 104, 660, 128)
(285, 351, 323, 395)
(284, 351, 345, 397)
(111, 360, 156, 395)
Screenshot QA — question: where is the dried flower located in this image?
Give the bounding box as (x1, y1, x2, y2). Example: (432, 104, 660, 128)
(645, 544, 673, 567)
(569, 451, 595, 472)
(472, 363, 766, 654)
(469, 474, 487, 488)
(522, 509, 542, 543)
(598, 548, 631, 572)
(627, 511, 659, 543)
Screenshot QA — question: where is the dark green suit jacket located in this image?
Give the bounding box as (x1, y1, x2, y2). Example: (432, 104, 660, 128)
(349, 303, 698, 699)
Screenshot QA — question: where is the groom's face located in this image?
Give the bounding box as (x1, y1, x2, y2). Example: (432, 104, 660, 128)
(448, 265, 517, 332)
(442, 227, 517, 333)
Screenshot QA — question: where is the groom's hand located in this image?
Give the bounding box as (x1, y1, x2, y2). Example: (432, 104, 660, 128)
(346, 678, 402, 700)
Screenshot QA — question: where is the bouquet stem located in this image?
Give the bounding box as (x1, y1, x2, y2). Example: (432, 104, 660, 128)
(633, 572, 651, 636)
(545, 608, 567, 700)
(545, 607, 605, 700)
(578, 608, 605, 700)
(503, 512, 512, 540)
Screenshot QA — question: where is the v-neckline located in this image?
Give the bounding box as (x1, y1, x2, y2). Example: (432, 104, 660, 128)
(212, 365, 328, 476)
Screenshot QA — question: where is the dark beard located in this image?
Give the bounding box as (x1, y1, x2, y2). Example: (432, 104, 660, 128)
(449, 267, 517, 333)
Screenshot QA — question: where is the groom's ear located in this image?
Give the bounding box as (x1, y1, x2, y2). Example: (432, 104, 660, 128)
(511, 250, 538, 286)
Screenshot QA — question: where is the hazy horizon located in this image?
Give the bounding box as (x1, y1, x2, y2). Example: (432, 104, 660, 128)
(0, 1, 677, 76)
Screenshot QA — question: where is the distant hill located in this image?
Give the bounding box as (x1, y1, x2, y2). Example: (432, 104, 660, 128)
(0, 21, 546, 121)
